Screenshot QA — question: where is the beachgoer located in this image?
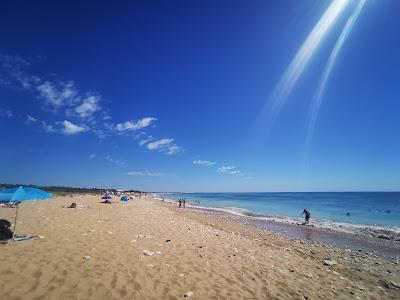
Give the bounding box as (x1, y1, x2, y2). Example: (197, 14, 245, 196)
(301, 209, 310, 223)
(68, 202, 77, 208)
(346, 212, 350, 216)
(0, 219, 13, 240)
(178, 199, 182, 208)
(387, 210, 390, 214)
(183, 199, 186, 208)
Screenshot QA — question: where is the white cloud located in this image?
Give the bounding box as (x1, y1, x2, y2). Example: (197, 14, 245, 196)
(41, 121, 56, 133)
(218, 165, 240, 175)
(102, 112, 111, 121)
(75, 95, 100, 118)
(36, 81, 78, 108)
(1, 56, 187, 154)
(0, 109, 13, 118)
(105, 155, 125, 166)
(127, 171, 163, 177)
(165, 144, 181, 155)
(145, 138, 182, 155)
(115, 117, 157, 132)
(61, 120, 88, 135)
(89, 154, 96, 159)
(193, 160, 216, 166)
(147, 138, 174, 150)
(217, 166, 235, 173)
(139, 135, 154, 146)
(26, 115, 37, 123)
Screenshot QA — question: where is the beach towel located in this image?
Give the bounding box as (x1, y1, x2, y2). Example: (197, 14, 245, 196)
(13, 235, 40, 242)
(1, 235, 41, 244)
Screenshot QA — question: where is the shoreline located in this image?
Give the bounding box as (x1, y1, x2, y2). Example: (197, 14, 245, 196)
(155, 195, 400, 259)
(1, 194, 399, 299)
(187, 206, 400, 260)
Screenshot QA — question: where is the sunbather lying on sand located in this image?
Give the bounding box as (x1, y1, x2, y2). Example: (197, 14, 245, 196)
(0, 203, 19, 208)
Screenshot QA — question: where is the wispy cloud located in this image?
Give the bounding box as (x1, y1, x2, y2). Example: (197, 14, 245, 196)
(193, 160, 216, 166)
(75, 95, 100, 118)
(0, 55, 102, 131)
(40, 120, 88, 135)
(127, 171, 163, 177)
(1, 55, 185, 153)
(41, 121, 56, 133)
(105, 155, 125, 166)
(146, 138, 182, 155)
(0, 109, 13, 118)
(61, 120, 88, 135)
(36, 81, 79, 108)
(89, 154, 96, 159)
(115, 117, 157, 132)
(139, 135, 154, 146)
(218, 165, 240, 175)
(147, 138, 173, 150)
(26, 114, 37, 124)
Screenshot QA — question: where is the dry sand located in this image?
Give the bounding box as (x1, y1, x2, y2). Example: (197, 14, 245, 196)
(0, 194, 399, 300)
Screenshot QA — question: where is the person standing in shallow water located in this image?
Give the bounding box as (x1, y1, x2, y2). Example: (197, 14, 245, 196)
(302, 209, 310, 224)
(178, 199, 182, 208)
(183, 199, 186, 208)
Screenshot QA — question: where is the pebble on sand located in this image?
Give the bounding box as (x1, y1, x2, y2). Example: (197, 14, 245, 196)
(390, 281, 400, 289)
(83, 256, 91, 260)
(323, 260, 337, 266)
(142, 250, 154, 256)
(184, 291, 193, 297)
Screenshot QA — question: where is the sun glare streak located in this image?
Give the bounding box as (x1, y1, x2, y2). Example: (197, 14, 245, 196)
(263, 0, 349, 128)
(304, 0, 366, 164)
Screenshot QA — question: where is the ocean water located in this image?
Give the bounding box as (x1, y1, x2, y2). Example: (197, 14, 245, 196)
(157, 192, 400, 229)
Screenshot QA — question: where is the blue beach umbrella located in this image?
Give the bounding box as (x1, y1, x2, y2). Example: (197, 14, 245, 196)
(102, 195, 112, 200)
(120, 195, 129, 202)
(0, 186, 54, 240)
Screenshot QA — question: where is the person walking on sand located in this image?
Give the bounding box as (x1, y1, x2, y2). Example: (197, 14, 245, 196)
(178, 199, 182, 208)
(301, 209, 310, 224)
(183, 199, 186, 208)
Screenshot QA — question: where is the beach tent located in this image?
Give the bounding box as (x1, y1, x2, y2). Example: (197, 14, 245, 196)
(101, 195, 112, 200)
(0, 186, 54, 240)
(120, 195, 129, 202)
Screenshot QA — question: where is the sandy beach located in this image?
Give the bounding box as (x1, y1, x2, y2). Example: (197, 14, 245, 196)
(0, 194, 399, 300)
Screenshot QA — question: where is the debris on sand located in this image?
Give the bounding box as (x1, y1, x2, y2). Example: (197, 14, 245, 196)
(142, 250, 154, 256)
(323, 260, 337, 266)
(184, 291, 193, 297)
(390, 281, 400, 289)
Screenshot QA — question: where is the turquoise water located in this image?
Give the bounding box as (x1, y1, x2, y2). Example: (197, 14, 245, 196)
(157, 192, 400, 229)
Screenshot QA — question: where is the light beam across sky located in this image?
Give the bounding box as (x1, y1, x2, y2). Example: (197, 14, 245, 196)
(263, 0, 350, 129)
(304, 0, 366, 165)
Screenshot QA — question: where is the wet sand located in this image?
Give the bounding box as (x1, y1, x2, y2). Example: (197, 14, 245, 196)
(0, 194, 399, 299)
(189, 207, 400, 259)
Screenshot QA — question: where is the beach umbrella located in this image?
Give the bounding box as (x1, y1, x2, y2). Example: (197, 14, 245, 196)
(120, 195, 129, 202)
(101, 195, 112, 200)
(0, 186, 54, 240)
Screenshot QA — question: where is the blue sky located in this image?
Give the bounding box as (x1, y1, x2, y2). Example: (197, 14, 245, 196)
(1, 0, 399, 192)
